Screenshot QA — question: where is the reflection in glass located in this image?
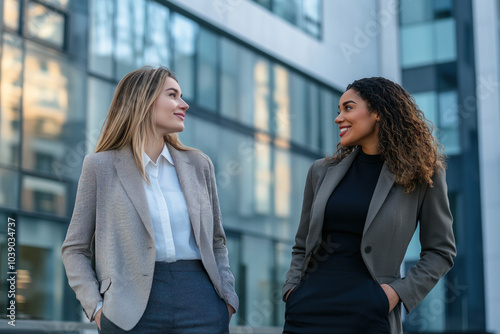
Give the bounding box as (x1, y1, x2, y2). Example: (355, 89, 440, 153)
(21, 175, 66, 216)
(289, 71, 307, 146)
(302, 0, 322, 37)
(145, 1, 170, 67)
(435, 18, 456, 63)
(89, 0, 114, 77)
(40, 0, 69, 9)
(400, 23, 434, 68)
(273, 65, 291, 140)
(172, 13, 198, 101)
(401, 19, 456, 69)
(220, 39, 270, 130)
(3, 0, 20, 30)
(241, 235, 274, 326)
(26, 1, 65, 48)
(274, 148, 290, 218)
(439, 91, 460, 155)
(255, 139, 271, 215)
(0, 168, 19, 208)
(273, 0, 299, 25)
(307, 83, 320, 151)
(87, 77, 115, 154)
(22, 43, 86, 181)
(115, 0, 146, 79)
(1, 34, 23, 166)
(18, 217, 67, 320)
(254, 60, 270, 131)
(196, 28, 218, 111)
(320, 88, 338, 156)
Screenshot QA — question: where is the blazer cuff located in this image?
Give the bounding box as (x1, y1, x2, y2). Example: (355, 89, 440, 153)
(388, 279, 414, 313)
(225, 292, 239, 313)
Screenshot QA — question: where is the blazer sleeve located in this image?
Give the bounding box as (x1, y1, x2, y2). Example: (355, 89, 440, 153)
(389, 168, 457, 313)
(207, 158, 239, 312)
(282, 161, 315, 300)
(61, 155, 101, 321)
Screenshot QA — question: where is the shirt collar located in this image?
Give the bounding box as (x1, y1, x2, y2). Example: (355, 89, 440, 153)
(142, 144, 175, 168)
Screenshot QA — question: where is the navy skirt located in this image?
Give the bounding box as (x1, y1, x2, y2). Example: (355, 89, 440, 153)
(284, 255, 390, 334)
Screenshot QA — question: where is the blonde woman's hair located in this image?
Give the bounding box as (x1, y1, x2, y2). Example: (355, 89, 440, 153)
(95, 66, 191, 179)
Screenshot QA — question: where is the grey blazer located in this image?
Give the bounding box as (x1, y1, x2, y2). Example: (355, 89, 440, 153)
(62, 144, 238, 331)
(282, 148, 456, 334)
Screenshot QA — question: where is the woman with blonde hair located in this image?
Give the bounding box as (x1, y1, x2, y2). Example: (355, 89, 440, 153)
(62, 66, 238, 333)
(282, 77, 456, 334)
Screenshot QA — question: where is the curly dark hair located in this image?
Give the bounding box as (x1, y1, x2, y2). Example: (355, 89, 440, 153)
(331, 77, 445, 193)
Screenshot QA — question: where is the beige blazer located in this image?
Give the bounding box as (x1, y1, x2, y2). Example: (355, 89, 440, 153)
(282, 148, 456, 334)
(62, 144, 238, 331)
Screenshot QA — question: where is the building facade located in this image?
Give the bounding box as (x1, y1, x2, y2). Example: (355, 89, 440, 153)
(0, 0, 498, 333)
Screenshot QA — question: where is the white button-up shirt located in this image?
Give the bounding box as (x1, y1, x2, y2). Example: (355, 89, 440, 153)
(142, 144, 201, 262)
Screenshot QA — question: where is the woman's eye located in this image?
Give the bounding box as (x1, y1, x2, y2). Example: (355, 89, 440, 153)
(337, 111, 341, 115)
(169, 93, 176, 98)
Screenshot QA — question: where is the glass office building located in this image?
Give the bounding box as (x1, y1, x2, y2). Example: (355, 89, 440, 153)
(0, 0, 339, 330)
(0, 0, 498, 333)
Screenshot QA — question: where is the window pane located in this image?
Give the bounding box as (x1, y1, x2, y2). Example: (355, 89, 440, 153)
(273, 65, 291, 139)
(26, 1, 65, 48)
(21, 175, 67, 216)
(413, 91, 438, 129)
(144, 1, 170, 67)
(273, 0, 300, 25)
(401, 23, 434, 68)
(89, 0, 114, 77)
(274, 148, 290, 218)
(172, 13, 198, 102)
(307, 82, 320, 151)
(439, 91, 460, 155)
(241, 236, 274, 326)
(220, 38, 270, 130)
(400, 0, 433, 25)
(3, 0, 20, 30)
(320, 89, 339, 156)
(1, 34, 23, 166)
(115, 0, 146, 79)
(196, 28, 218, 111)
(87, 77, 115, 154)
(435, 18, 456, 63)
(289, 71, 307, 146)
(302, 0, 322, 37)
(17, 217, 68, 320)
(0, 168, 19, 208)
(22, 43, 86, 181)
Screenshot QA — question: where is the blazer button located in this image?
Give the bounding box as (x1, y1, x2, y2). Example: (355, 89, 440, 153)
(364, 246, 372, 254)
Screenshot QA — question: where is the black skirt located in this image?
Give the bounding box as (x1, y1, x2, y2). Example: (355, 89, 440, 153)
(284, 252, 390, 334)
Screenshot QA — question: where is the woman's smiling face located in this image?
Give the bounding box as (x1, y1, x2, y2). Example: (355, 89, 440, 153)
(335, 89, 380, 154)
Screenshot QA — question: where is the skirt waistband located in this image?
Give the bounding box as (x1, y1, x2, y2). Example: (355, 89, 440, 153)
(154, 260, 204, 272)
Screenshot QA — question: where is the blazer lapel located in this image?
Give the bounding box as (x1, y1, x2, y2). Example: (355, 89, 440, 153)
(363, 163, 395, 234)
(113, 146, 154, 239)
(168, 145, 201, 244)
(309, 148, 360, 240)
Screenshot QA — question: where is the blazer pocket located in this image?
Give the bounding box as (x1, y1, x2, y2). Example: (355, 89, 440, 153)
(99, 278, 111, 295)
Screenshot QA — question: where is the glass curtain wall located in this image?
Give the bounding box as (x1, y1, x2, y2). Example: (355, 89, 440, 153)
(0, 0, 85, 322)
(1, 0, 339, 327)
(86, 0, 340, 328)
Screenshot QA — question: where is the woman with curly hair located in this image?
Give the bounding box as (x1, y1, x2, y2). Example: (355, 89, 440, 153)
(282, 77, 456, 334)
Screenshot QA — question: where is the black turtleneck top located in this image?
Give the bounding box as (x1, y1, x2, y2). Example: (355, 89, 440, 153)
(317, 150, 384, 272)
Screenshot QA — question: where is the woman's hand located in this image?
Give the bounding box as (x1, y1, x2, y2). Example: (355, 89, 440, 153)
(95, 308, 103, 330)
(227, 305, 235, 323)
(380, 284, 400, 313)
(284, 286, 296, 301)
